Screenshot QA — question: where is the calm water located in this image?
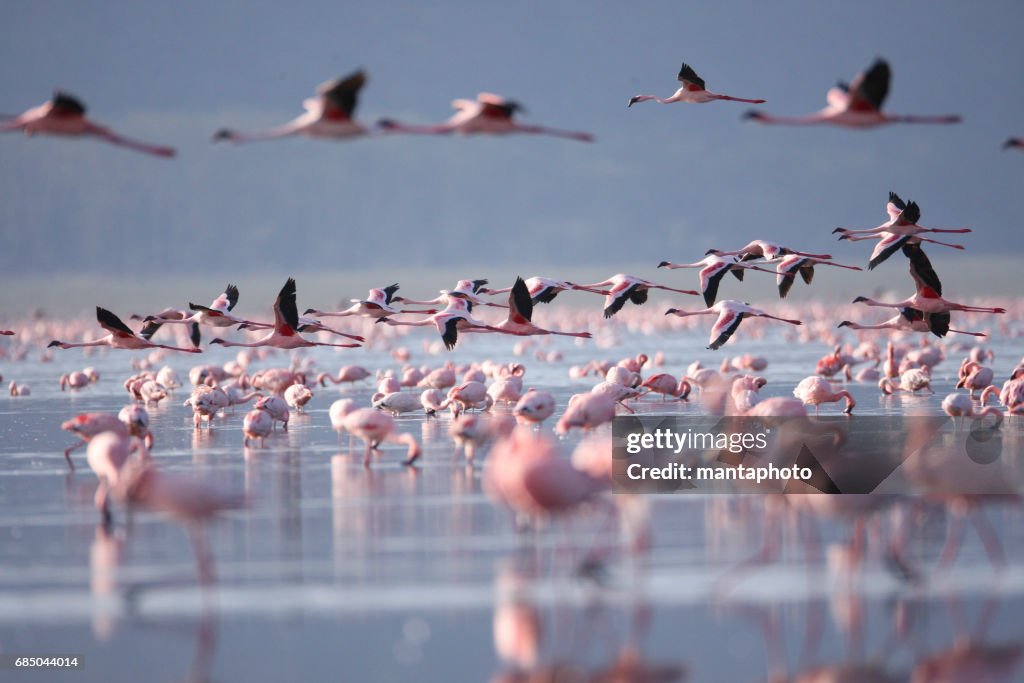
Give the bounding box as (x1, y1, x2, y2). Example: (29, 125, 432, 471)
(1, 327, 1022, 682)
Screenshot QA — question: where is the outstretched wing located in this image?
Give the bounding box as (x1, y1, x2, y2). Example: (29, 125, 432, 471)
(381, 283, 400, 305)
(676, 62, 706, 91)
(847, 59, 889, 112)
(708, 310, 743, 350)
(478, 93, 521, 119)
(902, 243, 943, 296)
(508, 277, 534, 324)
(470, 279, 489, 294)
(317, 70, 367, 120)
(886, 191, 906, 220)
(210, 284, 239, 312)
(440, 317, 460, 350)
(96, 307, 136, 338)
(868, 232, 910, 270)
(273, 278, 301, 334)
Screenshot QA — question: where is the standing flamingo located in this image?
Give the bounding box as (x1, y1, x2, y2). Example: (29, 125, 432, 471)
(628, 62, 765, 107)
(743, 59, 960, 128)
(1, 91, 175, 157)
(214, 71, 370, 143)
(792, 376, 855, 415)
(666, 300, 802, 350)
(378, 92, 593, 142)
(571, 274, 698, 319)
(209, 279, 361, 350)
(48, 307, 202, 353)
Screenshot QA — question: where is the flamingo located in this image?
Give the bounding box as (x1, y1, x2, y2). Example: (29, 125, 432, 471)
(392, 279, 505, 310)
(640, 373, 691, 400)
(209, 278, 361, 350)
(242, 407, 274, 447)
(879, 368, 932, 394)
(304, 283, 429, 319)
(657, 254, 751, 306)
(318, 365, 372, 387)
(836, 193, 970, 270)
(571, 274, 698, 319)
(377, 297, 508, 350)
(140, 284, 252, 342)
(743, 58, 961, 128)
(705, 240, 832, 262)
(838, 307, 987, 338)
(48, 307, 201, 353)
(484, 278, 592, 339)
(1002, 137, 1023, 151)
(378, 92, 593, 142)
(512, 389, 556, 425)
(0, 330, 14, 335)
(851, 286, 1005, 316)
(481, 277, 601, 305)
(957, 361, 995, 399)
(342, 408, 421, 467)
(213, 71, 370, 143)
(792, 376, 855, 415)
(740, 254, 863, 298)
(628, 62, 765, 107)
(372, 391, 423, 416)
(1, 91, 175, 157)
(555, 392, 617, 434)
(665, 300, 802, 350)
(283, 384, 314, 412)
(440, 381, 494, 415)
(87, 432, 149, 527)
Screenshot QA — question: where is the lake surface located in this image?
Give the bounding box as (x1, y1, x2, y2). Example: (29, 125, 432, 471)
(1, 323, 1022, 682)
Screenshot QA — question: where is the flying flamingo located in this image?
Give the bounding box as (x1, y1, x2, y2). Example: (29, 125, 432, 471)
(481, 277, 601, 305)
(377, 297, 508, 350)
(0, 330, 14, 335)
(792, 376, 855, 415)
(657, 254, 757, 306)
(665, 300, 802, 350)
(743, 58, 961, 128)
(1003, 137, 1023, 151)
(483, 278, 592, 339)
(213, 70, 371, 143)
(393, 279, 506, 310)
(48, 307, 202, 353)
(838, 307, 987, 338)
(209, 279, 361, 350)
(304, 284, 431, 319)
(628, 62, 766, 107)
(140, 284, 254, 339)
(851, 285, 1005, 316)
(736, 254, 863, 298)
(378, 92, 594, 142)
(571, 274, 699, 319)
(705, 239, 832, 263)
(1, 91, 175, 157)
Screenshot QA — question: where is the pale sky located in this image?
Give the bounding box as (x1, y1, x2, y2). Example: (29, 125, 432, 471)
(1, 2, 1021, 289)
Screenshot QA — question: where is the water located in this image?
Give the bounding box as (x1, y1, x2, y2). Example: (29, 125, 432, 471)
(1, 324, 1023, 682)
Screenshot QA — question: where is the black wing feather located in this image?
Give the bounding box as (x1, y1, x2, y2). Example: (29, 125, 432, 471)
(901, 201, 921, 225)
(868, 234, 910, 270)
(319, 70, 366, 118)
(510, 277, 534, 323)
(888, 192, 906, 211)
(854, 59, 890, 110)
(628, 287, 649, 305)
(778, 274, 797, 299)
(382, 283, 400, 305)
(224, 284, 239, 311)
(703, 268, 728, 307)
(902, 243, 943, 296)
(441, 318, 459, 350)
(926, 311, 951, 338)
(470, 279, 489, 294)
(189, 322, 201, 347)
(96, 307, 136, 336)
(52, 91, 86, 115)
(676, 62, 706, 90)
(532, 287, 560, 304)
(709, 314, 744, 350)
(277, 278, 301, 331)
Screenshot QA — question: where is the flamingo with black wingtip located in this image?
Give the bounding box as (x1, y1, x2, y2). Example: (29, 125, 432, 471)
(628, 62, 765, 107)
(49, 307, 201, 353)
(572, 274, 699, 319)
(666, 300, 802, 350)
(378, 93, 593, 142)
(2, 91, 175, 157)
(213, 70, 371, 143)
(744, 58, 961, 128)
(209, 279, 361, 350)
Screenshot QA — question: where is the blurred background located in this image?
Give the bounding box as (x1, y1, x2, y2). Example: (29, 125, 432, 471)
(1, 1, 1021, 314)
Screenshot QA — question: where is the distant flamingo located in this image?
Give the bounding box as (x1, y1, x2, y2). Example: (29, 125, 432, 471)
(48, 307, 201, 353)
(666, 300, 802, 350)
(242, 407, 274, 447)
(793, 376, 855, 415)
(342, 408, 421, 467)
(1, 91, 175, 157)
(378, 92, 593, 142)
(957, 361, 995, 399)
(879, 368, 932, 394)
(482, 277, 601, 305)
(744, 59, 960, 128)
(214, 71, 370, 143)
(628, 62, 765, 107)
(571, 274, 698, 319)
(305, 284, 430, 319)
(377, 297, 508, 350)
(657, 254, 751, 306)
(210, 279, 361, 350)
(1003, 137, 1023, 151)
(640, 373, 691, 400)
(740, 254, 862, 298)
(484, 278, 591, 339)
(141, 284, 255, 338)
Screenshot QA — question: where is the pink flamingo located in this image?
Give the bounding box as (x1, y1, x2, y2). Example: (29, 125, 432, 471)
(304, 283, 431, 319)
(242, 407, 274, 447)
(318, 365, 372, 387)
(341, 408, 421, 467)
(629, 62, 765, 107)
(640, 373, 691, 400)
(513, 389, 556, 424)
(482, 276, 601, 305)
(657, 254, 754, 306)
(571, 274, 698, 319)
(141, 284, 257, 339)
(210, 278, 360, 350)
(739, 254, 863, 298)
(792, 376, 855, 415)
(87, 432, 149, 527)
(957, 361, 995, 399)
(377, 297, 508, 350)
(1, 91, 175, 157)
(555, 392, 617, 434)
(48, 307, 202, 353)
(61, 413, 129, 469)
(665, 300, 802, 350)
(484, 278, 591, 339)
(852, 287, 1005, 317)
(705, 240, 832, 262)
(214, 71, 370, 143)
(378, 92, 593, 142)
(838, 308, 987, 338)
(744, 59, 960, 128)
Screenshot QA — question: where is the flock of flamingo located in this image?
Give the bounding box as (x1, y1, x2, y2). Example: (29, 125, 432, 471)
(1, 57, 1021, 592)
